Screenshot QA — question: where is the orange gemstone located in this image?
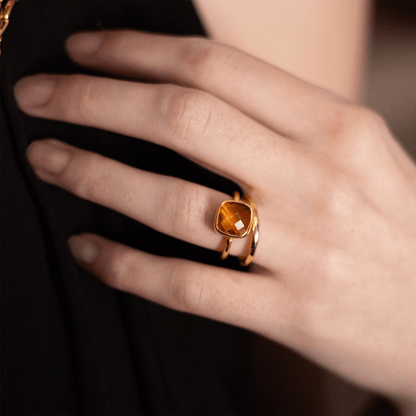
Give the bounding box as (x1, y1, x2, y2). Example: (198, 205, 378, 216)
(216, 201, 252, 237)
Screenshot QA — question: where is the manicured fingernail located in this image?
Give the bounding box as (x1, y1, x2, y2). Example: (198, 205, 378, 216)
(66, 32, 103, 56)
(14, 75, 56, 108)
(68, 235, 98, 264)
(27, 140, 71, 176)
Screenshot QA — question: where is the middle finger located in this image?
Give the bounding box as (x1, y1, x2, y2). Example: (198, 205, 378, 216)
(26, 138, 272, 265)
(15, 73, 302, 191)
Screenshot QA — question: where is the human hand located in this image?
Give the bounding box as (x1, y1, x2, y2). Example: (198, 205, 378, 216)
(14, 30, 416, 412)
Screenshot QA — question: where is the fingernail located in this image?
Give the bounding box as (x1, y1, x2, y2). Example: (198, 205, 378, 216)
(68, 235, 98, 264)
(14, 75, 56, 108)
(66, 32, 103, 56)
(27, 140, 71, 176)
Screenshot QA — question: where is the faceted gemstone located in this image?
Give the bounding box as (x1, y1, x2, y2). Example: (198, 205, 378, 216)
(217, 202, 252, 237)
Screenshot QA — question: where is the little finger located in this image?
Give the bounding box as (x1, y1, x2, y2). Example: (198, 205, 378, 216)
(68, 233, 291, 337)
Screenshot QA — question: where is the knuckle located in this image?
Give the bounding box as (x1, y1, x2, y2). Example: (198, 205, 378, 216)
(169, 263, 206, 312)
(350, 106, 386, 131)
(161, 183, 206, 239)
(322, 105, 351, 140)
(59, 75, 101, 121)
(304, 163, 362, 226)
(331, 105, 387, 144)
(68, 154, 112, 201)
(160, 85, 216, 146)
(322, 105, 389, 167)
(347, 107, 386, 138)
(316, 175, 363, 230)
(105, 248, 137, 292)
(180, 38, 242, 82)
(324, 174, 361, 218)
(317, 101, 356, 142)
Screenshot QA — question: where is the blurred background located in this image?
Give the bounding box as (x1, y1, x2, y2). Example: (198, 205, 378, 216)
(363, 1, 416, 161)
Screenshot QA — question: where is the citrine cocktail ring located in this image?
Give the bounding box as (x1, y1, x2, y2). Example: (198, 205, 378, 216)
(214, 192, 259, 266)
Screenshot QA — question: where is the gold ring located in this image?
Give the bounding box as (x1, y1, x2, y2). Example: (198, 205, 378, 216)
(214, 192, 259, 266)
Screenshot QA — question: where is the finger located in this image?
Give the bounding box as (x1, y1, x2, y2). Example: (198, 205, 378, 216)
(27, 138, 269, 264)
(15, 73, 301, 190)
(66, 30, 348, 142)
(68, 233, 291, 338)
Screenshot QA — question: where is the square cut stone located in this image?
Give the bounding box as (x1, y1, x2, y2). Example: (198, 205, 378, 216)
(216, 201, 252, 237)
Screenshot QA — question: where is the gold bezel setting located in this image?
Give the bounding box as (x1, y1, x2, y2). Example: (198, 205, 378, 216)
(214, 200, 254, 239)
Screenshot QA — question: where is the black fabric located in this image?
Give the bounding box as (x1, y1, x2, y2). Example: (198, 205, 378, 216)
(361, 397, 400, 416)
(1, 1, 252, 414)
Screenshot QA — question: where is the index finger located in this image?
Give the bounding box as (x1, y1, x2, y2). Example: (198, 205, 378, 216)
(66, 30, 348, 143)
(14, 73, 302, 192)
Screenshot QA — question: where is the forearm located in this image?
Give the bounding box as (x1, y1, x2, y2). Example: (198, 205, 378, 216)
(193, 0, 372, 101)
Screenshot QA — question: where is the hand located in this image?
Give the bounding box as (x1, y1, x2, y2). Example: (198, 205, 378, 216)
(14, 30, 416, 412)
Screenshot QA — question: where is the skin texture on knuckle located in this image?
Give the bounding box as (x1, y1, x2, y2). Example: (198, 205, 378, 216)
(167, 262, 207, 313)
(56, 75, 102, 123)
(161, 85, 217, 149)
(349, 106, 387, 134)
(159, 183, 206, 240)
(328, 105, 388, 158)
(321, 172, 363, 223)
(292, 157, 361, 232)
(69, 153, 113, 202)
(103, 247, 139, 293)
(180, 38, 243, 84)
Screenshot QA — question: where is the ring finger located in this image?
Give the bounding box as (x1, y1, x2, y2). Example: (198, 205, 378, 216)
(27, 138, 270, 264)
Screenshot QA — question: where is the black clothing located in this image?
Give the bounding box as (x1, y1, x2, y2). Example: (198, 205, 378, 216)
(2, 2, 250, 414)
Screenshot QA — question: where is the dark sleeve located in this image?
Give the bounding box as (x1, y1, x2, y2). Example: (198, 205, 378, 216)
(1, 1, 253, 414)
(360, 396, 401, 416)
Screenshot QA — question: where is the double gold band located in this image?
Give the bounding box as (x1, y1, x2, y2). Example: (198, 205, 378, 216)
(214, 192, 259, 266)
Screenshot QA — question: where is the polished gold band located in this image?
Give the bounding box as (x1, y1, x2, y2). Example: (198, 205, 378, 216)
(214, 191, 259, 266)
(240, 195, 259, 266)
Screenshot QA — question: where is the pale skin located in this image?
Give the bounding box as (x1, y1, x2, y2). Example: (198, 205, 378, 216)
(14, 30, 416, 413)
(193, 0, 371, 100)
